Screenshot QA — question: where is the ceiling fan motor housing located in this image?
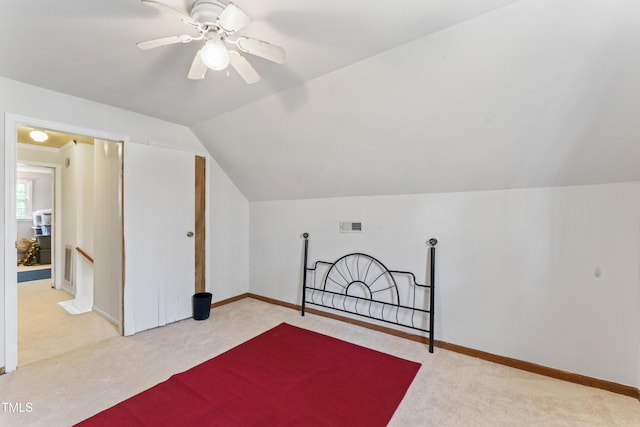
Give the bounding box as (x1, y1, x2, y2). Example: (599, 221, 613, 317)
(191, 0, 227, 26)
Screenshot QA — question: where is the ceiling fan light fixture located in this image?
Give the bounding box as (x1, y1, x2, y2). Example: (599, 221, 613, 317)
(29, 130, 48, 143)
(201, 39, 230, 70)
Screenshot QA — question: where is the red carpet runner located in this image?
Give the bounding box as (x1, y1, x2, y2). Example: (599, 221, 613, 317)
(77, 323, 421, 426)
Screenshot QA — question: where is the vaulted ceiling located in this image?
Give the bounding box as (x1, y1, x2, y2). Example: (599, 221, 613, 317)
(1, 0, 639, 200)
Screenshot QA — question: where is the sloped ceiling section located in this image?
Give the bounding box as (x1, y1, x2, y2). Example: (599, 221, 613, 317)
(193, 0, 640, 201)
(0, 0, 519, 126)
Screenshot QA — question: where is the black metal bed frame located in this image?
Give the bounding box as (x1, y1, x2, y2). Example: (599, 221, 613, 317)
(300, 233, 438, 352)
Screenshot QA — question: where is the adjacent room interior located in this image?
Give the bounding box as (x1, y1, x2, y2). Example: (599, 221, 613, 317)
(15, 129, 120, 366)
(0, 0, 639, 425)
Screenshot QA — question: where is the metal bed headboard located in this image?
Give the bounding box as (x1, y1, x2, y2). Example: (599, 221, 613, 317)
(300, 233, 438, 353)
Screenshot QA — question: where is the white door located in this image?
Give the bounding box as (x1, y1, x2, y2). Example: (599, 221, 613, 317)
(123, 143, 195, 335)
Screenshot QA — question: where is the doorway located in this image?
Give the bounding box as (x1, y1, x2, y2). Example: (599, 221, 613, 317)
(16, 136, 124, 366)
(16, 163, 55, 284)
(4, 115, 127, 372)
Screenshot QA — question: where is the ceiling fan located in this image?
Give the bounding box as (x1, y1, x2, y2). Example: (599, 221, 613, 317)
(137, 0, 285, 84)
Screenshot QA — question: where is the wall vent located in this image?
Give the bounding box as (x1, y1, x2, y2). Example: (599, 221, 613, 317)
(340, 221, 363, 233)
(63, 245, 74, 290)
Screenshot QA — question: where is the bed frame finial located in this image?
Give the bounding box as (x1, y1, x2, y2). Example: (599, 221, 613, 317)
(303, 233, 309, 239)
(428, 238, 438, 247)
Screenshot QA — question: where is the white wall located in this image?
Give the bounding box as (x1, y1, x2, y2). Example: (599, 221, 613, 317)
(59, 142, 95, 295)
(31, 172, 52, 213)
(16, 221, 32, 243)
(92, 140, 123, 325)
(59, 143, 77, 293)
(1, 76, 250, 370)
(72, 144, 94, 264)
(17, 145, 62, 166)
(208, 155, 250, 302)
(250, 182, 640, 387)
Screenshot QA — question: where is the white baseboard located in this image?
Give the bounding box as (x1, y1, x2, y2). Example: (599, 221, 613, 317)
(92, 305, 120, 328)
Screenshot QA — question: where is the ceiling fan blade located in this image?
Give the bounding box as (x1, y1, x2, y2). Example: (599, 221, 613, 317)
(217, 3, 252, 33)
(229, 51, 260, 84)
(236, 37, 285, 64)
(141, 0, 198, 26)
(188, 50, 208, 80)
(136, 34, 193, 50)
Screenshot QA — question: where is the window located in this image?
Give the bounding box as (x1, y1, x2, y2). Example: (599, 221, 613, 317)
(16, 178, 33, 220)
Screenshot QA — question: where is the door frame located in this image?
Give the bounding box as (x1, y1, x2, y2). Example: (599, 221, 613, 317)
(16, 158, 62, 289)
(3, 113, 129, 373)
(195, 156, 206, 294)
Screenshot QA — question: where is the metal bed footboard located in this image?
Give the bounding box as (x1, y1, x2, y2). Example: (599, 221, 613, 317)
(300, 233, 438, 353)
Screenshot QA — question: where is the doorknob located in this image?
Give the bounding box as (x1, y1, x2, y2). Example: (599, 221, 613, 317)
(186, 231, 194, 237)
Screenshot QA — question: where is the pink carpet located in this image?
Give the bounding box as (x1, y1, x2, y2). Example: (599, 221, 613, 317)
(77, 323, 421, 426)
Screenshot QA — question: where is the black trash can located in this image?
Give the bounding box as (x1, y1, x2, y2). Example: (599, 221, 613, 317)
(192, 292, 213, 320)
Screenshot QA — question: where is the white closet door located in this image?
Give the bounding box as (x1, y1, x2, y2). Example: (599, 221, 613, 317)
(123, 143, 195, 335)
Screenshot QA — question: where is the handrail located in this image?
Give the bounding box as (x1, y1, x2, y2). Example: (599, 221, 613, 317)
(75, 247, 94, 264)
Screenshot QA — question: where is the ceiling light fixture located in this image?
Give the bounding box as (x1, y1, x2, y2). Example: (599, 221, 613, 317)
(200, 39, 230, 71)
(29, 130, 48, 143)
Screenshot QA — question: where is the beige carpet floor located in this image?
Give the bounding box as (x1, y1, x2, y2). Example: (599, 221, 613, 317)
(17, 279, 119, 366)
(1, 297, 639, 426)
